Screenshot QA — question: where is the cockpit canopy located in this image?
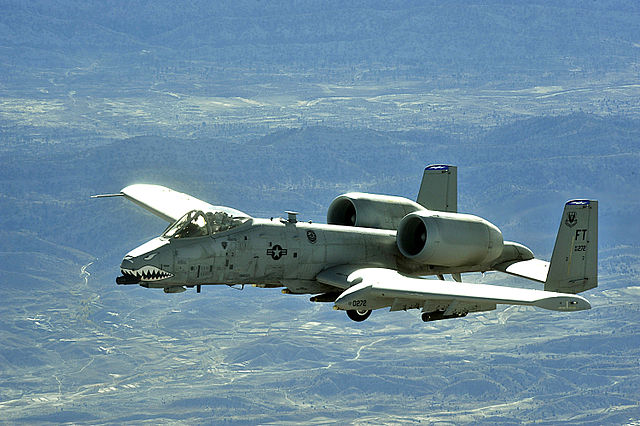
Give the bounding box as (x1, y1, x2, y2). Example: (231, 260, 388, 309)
(162, 210, 250, 239)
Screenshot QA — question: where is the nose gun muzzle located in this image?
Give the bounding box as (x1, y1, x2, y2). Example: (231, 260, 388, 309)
(116, 273, 141, 285)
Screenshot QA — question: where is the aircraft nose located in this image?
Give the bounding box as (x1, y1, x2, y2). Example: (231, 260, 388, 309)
(120, 255, 134, 269)
(117, 237, 174, 285)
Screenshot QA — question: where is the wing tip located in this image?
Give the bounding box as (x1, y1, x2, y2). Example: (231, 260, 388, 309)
(533, 294, 591, 311)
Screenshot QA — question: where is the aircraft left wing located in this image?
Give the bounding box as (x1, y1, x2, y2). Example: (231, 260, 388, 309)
(94, 184, 250, 223)
(329, 267, 590, 314)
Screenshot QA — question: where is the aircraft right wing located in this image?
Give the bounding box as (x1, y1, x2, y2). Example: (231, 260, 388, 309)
(328, 267, 590, 315)
(94, 184, 250, 223)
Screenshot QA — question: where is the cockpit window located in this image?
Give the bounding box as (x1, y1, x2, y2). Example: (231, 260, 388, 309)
(163, 210, 209, 239)
(162, 210, 249, 239)
(206, 211, 250, 233)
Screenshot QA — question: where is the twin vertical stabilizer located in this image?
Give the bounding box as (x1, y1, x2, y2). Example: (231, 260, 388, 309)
(416, 164, 457, 212)
(545, 200, 598, 294)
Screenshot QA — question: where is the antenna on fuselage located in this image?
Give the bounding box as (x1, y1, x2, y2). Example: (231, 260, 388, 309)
(285, 211, 299, 223)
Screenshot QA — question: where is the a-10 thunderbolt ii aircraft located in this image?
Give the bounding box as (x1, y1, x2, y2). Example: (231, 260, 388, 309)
(95, 165, 597, 323)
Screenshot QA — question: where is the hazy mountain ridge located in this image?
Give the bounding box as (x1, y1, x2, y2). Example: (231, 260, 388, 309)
(1, 113, 637, 253)
(3, 1, 639, 85)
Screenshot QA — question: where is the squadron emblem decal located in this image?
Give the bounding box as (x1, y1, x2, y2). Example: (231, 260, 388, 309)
(565, 212, 578, 228)
(306, 230, 317, 244)
(267, 244, 288, 260)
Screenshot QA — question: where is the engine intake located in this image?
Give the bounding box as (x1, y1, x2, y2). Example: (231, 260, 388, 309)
(397, 210, 503, 267)
(327, 192, 424, 230)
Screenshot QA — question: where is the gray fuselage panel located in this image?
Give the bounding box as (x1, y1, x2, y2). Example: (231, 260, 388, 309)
(168, 218, 399, 287)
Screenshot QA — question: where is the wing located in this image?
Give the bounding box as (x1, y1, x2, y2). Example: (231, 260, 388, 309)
(328, 267, 590, 315)
(120, 184, 250, 223)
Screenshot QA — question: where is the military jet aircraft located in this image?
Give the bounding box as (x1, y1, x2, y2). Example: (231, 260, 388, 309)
(95, 165, 597, 323)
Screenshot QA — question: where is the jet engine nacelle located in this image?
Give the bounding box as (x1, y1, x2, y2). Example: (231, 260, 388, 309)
(397, 210, 503, 267)
(327, 192, 424, 230)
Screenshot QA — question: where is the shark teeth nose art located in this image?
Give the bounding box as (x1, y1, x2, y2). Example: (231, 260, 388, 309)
(121, 265, 173, 282)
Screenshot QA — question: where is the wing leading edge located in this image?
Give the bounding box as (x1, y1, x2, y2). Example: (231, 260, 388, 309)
(330, 267, 590, 314)
(120, 184, 250, 223)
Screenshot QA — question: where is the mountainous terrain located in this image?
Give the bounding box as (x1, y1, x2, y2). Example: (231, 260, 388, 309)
(1, 1, 639, 423)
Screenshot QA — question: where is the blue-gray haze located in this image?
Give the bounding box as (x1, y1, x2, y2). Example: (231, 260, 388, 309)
(0, 1, 639, 423)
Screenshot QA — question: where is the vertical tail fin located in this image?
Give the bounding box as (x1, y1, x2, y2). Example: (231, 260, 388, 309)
(545, 200, 598, 294)
(417, 164, 457, 212)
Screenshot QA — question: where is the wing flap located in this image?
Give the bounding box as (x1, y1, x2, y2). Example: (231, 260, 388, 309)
(120, 184, 250, 223)
(333, 268, 590, 312)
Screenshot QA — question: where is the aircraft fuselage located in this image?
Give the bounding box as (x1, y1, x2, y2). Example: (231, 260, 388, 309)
(120, 215, 509, 293)
(121, 217, 398, 292)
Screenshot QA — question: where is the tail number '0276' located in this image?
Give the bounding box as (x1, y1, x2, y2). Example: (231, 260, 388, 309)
(352, 300, 367, 307)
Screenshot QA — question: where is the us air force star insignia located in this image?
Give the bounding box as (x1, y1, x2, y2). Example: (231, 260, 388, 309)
(565, 212, 578, 227)
(267, 244, 288, 260)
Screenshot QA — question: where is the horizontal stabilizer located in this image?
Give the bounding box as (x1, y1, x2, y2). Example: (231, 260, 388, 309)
(494, 258, 550, 283)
